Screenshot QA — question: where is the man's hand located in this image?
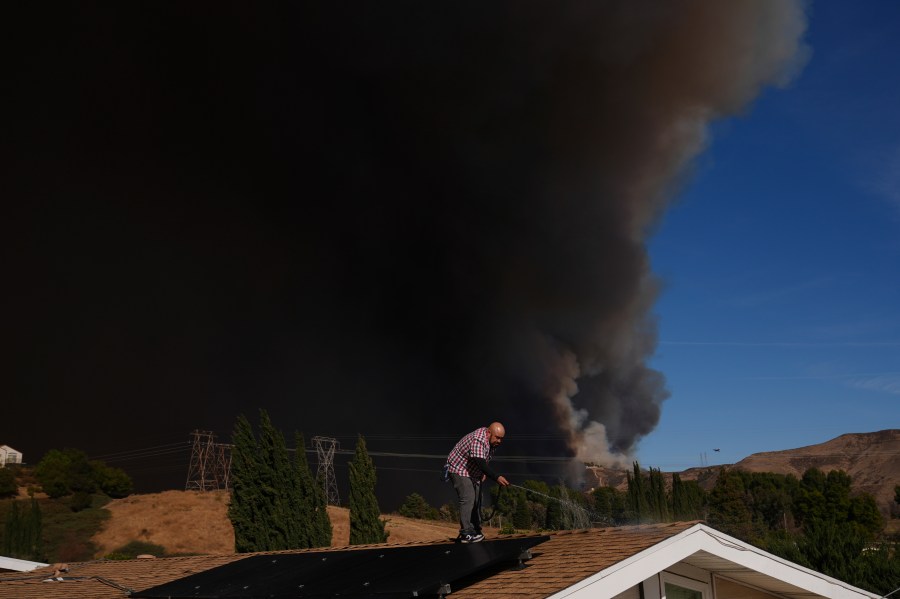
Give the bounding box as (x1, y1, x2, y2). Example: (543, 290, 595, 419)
(497, 475, 510, 487)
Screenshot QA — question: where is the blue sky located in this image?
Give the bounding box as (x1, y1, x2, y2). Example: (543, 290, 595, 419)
(637, 1, 900, 470)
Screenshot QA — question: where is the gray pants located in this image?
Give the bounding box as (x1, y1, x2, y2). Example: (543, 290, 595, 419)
(450, 473, 482, 535)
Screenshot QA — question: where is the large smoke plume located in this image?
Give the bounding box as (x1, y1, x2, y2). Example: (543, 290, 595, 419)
(4, 1, 807, 488)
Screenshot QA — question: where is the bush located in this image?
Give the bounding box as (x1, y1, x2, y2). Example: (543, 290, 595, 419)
(69, 492, 93, 512)
(105, 540, 167, 560)
(398, 493, 439, 520)
(91, 462, 133, 498)
(35, 449, 96, 498)
(0, 468, 17, 498)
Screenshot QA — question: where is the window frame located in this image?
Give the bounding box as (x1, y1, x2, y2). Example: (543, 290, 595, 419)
(660, 571, 711, 599)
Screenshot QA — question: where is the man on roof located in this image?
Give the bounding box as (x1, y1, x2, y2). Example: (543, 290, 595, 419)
(445, 422, 510, 543)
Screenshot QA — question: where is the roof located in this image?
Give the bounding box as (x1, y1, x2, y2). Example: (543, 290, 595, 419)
(0, 555, 47, 574)
(0, 522, 879, 599)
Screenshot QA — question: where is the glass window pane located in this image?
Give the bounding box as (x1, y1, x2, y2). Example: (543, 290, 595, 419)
(666, 583, 703, 599)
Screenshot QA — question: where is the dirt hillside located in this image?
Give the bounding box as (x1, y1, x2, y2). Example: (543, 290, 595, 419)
(92, 491, 465, 557)
(733, 429, 899, 515)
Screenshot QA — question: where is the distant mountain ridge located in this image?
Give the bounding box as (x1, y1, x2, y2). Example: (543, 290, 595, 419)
(585, 429, 899, 516)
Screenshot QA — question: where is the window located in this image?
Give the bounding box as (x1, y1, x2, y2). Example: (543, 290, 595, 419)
(661, 571, 710, 599)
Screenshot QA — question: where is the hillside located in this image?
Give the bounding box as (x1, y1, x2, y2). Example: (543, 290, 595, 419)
(733, 429, 899, 515)
(91, 490, 466, 558)
(585, 429, 899, 516)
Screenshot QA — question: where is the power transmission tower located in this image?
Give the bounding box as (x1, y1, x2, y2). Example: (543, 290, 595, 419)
(213, 443, 232, 490)
(311, 436, 340, 506)
(186, 430, 222, 491)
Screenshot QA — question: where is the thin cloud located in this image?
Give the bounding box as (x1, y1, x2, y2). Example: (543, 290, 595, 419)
(735, 371, 900, 381)
(729, 276, 834, 308)
(847, 374, 900, 395)
(867, 143, 900, 216)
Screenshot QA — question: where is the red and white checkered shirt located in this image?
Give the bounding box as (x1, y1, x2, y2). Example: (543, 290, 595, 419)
(446, 427, 493, 479)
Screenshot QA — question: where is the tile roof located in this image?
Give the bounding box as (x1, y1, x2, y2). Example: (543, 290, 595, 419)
(0, 521, 699, 599)
(452, 521, 699, 599)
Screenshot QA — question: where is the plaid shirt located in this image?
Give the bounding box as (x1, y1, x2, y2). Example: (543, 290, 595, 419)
(446, 427, 493, 479)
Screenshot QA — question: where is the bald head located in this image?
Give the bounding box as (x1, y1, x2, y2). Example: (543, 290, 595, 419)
(487, 422, 505, 447)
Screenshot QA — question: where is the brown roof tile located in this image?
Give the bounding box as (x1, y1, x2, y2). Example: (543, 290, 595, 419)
(0, 522, 699, 599)
(451, 521, 699, 598)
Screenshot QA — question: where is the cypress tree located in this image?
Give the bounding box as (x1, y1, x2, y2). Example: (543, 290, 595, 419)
(514, 496, 532, 529)
(228, 414, 268, 552)
(23, 499, 43, 561)
(3, 501, 20, 557)
(293, 432, 332, 548)
(348, 435, 388, 544)
(672, 473, 684, 520)
(258, 410, 297, 549)
(648, 467, 670, 522)
(627, 461, 650, 523)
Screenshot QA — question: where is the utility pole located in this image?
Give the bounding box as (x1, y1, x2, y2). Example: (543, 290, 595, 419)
(185, 431, 232, 491)
(311, 436, 340, 506)
(186, 430, 219, 491)
(213, 442, 232, 490)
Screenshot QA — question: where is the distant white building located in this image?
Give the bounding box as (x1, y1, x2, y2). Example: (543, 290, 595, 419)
(0, 445, 22, 467)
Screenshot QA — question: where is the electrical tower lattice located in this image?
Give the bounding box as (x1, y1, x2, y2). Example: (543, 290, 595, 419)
(185, 430, 231, 491)
(312, 436, 340, 506)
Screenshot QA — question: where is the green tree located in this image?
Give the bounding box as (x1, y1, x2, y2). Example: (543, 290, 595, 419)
(0, 467, 16, 497)
(521, 480, 550, 505)
(293, 432, 332, 548)
(257, 410, 298, 549)
(399, 493, 439, 520)
(91, 461, 133, 498)
(2, 501, 21, 556)
(514, 496, 532, 529)
(708, 469, 756, 540)
(348, 435, 388, 544)
(2, 499, 42, 561)
(591, 486, 627, 525)
(648, 467, 670, 522)
(35, 449, 96, 498)
(626, 461, 650, 523)
(228, 414, 268, 552)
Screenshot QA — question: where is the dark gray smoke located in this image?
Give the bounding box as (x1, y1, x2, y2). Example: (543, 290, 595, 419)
(3, 1, 807, 489)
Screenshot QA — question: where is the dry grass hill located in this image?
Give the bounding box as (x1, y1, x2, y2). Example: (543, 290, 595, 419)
(91, 490, 469, 558)
(733, 429, 899, 515)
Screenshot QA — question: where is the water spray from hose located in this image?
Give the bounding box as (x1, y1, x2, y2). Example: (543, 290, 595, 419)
(508, 483, 604, 530)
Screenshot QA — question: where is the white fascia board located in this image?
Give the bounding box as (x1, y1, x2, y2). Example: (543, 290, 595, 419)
(690, 526, 878, 599)
(546, 524, 878, 599)
(0, 555, 48, 572)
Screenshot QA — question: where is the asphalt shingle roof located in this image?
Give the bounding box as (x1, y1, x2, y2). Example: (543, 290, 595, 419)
(0, 521, 699, 599)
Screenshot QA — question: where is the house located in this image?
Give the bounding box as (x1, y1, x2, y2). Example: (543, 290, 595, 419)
(0, 522, 880, 599)
(0, 446, 22, 468)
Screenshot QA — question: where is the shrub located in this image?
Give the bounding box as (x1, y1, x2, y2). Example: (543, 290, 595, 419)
(69, 492, 93, 512)
(0, 468, 17, 498)
(105, 540, 167, 560)
(398, 493, 439, 520)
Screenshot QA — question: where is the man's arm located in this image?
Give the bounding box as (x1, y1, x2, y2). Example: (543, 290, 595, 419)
(471, 457, 510, 486)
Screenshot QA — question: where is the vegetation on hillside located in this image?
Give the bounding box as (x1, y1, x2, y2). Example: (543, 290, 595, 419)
(0, 492, 111, 562)
(228, 410, 331, 552)
(1, 451, 131, 563)
(35, 448, 133, 499)
(484, 463, 898, 594)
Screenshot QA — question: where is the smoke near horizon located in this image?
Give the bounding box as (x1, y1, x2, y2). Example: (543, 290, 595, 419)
(4, 1, 808, 488)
